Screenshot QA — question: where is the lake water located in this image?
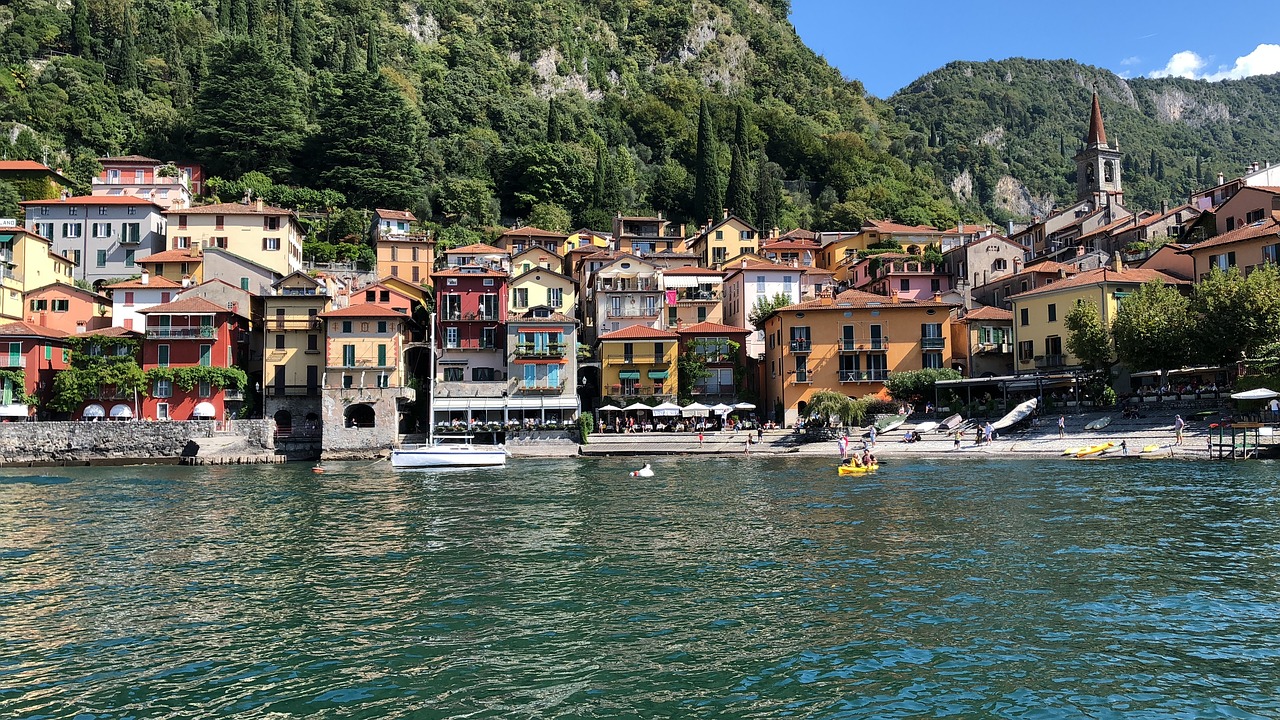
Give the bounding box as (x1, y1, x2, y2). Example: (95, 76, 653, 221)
(2, 457, 1279, 719)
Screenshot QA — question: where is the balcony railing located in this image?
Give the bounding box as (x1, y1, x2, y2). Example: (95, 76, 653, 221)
(976, 342, 1012, 354)
(327, 360, 395, 369)
(598, 282, 659, 292)
(265, 385, 320, 397)
(443, 339, 500, 351)
(921, 337, 946, 350)
(267, 319, 322, 331)
(606, 307, 661, 318)
(607, 384, 670, 397)
(605, 355, 661, 365)
(790, 339, 812, 352)
(513, 343, 566, 358)
(1036, 354, 1067, 369)
(839, 340, 857, 352)
(223, 388, 244, 401)
(119, 234, 142, 245)
(514, 380, 568, 393)
(674, 289, 722, 302)
(839, 370, 890, 383)
(867, 337, 888, 351)
(0, 356, 27, 368)
(147, 326, 216, 339)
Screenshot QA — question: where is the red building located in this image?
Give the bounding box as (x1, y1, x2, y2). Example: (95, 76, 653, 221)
(432, 265, 509, 349)
(0, 321, 71, 418)
(350, 281, 416, 316)
(138, 296, 243, 421)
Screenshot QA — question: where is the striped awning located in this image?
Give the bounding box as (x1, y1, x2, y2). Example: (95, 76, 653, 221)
(647, 370, 669, 380)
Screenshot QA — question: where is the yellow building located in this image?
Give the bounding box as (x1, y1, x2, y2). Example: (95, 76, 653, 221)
(262, 272, 332, 432)
(688, 215, 760, 267)
(317, 303, 413, 457)
(165, 200, 303, 276)
(763, 289, 956, 425)
(597, 325, 679, 402)
(1181, 211, 1280, 280)
(510, 267, 577, 318)
(511, 246, 565, 276)
(659, 266, 725, 328)
(0, 225, 77, 321)
(376, 235, 435, 285)
(565, 229, 611, 254)
(1009, 260, 1186, 374)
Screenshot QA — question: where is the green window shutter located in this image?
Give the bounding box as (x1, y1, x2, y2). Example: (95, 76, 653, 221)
(377, 344, 387, 366)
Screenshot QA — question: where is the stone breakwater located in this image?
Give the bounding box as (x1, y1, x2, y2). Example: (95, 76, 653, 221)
(0, 420, 275, 467)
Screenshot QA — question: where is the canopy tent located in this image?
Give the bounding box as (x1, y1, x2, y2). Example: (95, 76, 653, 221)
(1230, 388, 1279, 401)
(109, 404, 133, 418)
(623, 402, 652, 412)
(597, 404, 623, 412)
(82, 403, 106, 419)
(710, 403, 734, 415)
(192, 402, 217, 419)
(681, 402, 711, 416)
(651, 401, 683, 417)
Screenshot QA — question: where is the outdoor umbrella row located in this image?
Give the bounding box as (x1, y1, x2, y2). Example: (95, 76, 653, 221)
(597, 402, 756, 416)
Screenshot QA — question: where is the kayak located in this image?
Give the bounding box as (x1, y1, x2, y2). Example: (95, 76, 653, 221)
(1085, 416, 1112, 431)
(1140, 444, 1162, 454)
(1074, 441, 1115, 458)
(938, 413, 964, 431)
(838, 463, 879, 475)
(913, 421, 939, 434)
(1061, 447, 1083, 456)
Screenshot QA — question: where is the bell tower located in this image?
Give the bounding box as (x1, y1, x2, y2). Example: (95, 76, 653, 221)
(1074, 92, 1123, 207)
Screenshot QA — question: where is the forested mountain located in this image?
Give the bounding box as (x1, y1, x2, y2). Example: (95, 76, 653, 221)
(0, 0, 959, 255)
(891, 59, 1280, 222)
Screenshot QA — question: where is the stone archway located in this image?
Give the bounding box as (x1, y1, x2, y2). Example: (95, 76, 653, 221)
(344, 403, 376, 428)
(273, 409, 293, 435)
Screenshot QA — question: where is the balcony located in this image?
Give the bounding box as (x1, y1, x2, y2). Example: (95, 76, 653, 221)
(442, 339, 500, 351)
(597, 281, 659, 292)
(147, 326, 216, 339)
(267, 318, 322, 331)
(514, 343, 567, 358)
(223, 388, 245, 401)
(976, 342, 1013, 355)
(119, 234, 142, 245)
(1036, 354, 1067, 369)
(327, 360, 395, 370)
(514, 380, 568, 393)
(0, 356, 27, 368)
(790, 339, 812, 352)
(674, 289, 722, 302)
(839, 340, 858, 352)
(265, 385, 320, 398)
(442, 311, 501, 321)
(605, 307, 661, 318)
(867, 337, 888, 351)
(839, 370, 890, 383)
(921, 337, 946, 350)
(606, 355, 661, 365)
(607, 384, 670, 397)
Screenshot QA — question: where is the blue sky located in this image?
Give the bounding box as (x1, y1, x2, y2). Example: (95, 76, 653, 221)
(789, 1, 1280, 98)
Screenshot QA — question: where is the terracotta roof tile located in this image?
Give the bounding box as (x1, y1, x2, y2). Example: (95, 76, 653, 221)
(83, 326, 143, 338)
(105, 276, 184, 290)
(443, 242, 507, 255)
(0, 321, 70, 339)
(137, 297, 229, 315)
(20, 195, 161, 207)
(169, 201, 292, 216)
(98, 155, 161, 164)
(1184, 212, 1280, 252)
(138, 249, 204, 264)
(962, 306, 1014, 322)
(375, 208, 417, 221)
(597, 325, 680, 341)
(430, 265, 508, 278)
(500, 226, 568, 238)
(512, 310, 577, 323)
(0, 160, 55, 172)
(677, 321, 751, 335)
(660, 266, 725, 276)
(782, 289, 949, 311)
(1010, 267, 1188, 299)
(319, 304, 409, 319)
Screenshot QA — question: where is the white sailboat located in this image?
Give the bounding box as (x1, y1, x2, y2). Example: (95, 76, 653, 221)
(391, 313, 508, 469)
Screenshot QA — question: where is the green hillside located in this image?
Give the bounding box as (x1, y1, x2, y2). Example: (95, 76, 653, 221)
(0, 0, 959, 251)
(890, 58, 1280, 222)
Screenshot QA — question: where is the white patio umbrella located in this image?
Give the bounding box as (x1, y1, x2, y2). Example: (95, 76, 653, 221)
(1230, 388, 1279, 401)
(710, 402, 734, 415)
(598, 404, 623, 412)
(623, 402, 652, 412)
(734, 402, 756, 410)
(651, 401, 683, 417)
(681, 401, 711, 416)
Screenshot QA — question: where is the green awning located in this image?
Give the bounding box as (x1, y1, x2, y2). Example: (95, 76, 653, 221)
(647, 370, 669, 380)
(618, 371, 641, 380)
(0, 234, 14, 243)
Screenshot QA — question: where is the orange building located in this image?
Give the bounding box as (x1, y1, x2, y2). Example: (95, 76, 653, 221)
(762, 290, 956, 425)
(23, 282, 111, 334)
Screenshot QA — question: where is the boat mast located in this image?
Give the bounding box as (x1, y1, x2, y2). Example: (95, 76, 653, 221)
(428, 311, 436, 444)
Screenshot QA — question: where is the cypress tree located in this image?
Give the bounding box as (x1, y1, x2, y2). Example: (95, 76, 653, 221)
(247, 0, 264, 39)
(692, 98, 723, 225)
(290, 0, 311, 68)
(727, 144, 752, 222)
(71, 0, 92, 57)
(118, 3, 139, 90)
(593, 149, 606, 207)
(755, 156, 781, 234)
(342, 29, 359, 74)
(1149, 149, 1157, 175)
(316, 71, 425, 208)
(366, 16, 379, 72)
(603, 147, 623, 210)
(218, 0, 231, 33)
(231, 0, 248, 36)
(546, 97, 561, 143)
(277, 0, 289, 43)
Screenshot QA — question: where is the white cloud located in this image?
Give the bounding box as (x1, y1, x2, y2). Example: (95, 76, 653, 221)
(1119, 56, 1141, 66)
(1148, 43, 1280, 81)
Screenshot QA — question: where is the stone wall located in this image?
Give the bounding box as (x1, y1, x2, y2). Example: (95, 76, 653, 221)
(0, 420, 275, 466)
(321, 387, 406, 459)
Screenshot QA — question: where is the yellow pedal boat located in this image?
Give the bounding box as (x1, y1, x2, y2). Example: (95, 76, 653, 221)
(1074, 441, 1115, 458)
(838, 463, 879, 475)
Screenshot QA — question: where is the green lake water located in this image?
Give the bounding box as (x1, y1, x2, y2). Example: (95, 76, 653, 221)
(2, 456, 1279, 719)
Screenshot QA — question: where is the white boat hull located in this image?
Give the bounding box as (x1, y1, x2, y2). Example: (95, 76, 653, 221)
(391, 445, 508, 468)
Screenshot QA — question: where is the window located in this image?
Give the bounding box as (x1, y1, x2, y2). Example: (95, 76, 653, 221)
(177, 215, 188, 229)
(930, 279, 941, 293)
(789, 326, 811, 351)
(668, 307, 678, 326)
(547, 287, 562, 308)
(379, 290, 390, 302)
(442, 294, 462, 319)
(923, 352, 943, 369)
(783, 275, 794, 296)
(480, 294, 499, 319)
(342, 344, 356, 366)
(153, 379, 173, 397)
(173, 236, 190, 249)
(1045, 336, 1063, 358)
(92, 222, 111, 238)
(445, 327, 459, 348)
(127, 207, 136, 216)
(390, 266, 400, 277)
(697, 306, 706, 322)
(839, 353, 860, 380)
(483, 278, 495, 287)
(275, 334, 285, 350)
(377, 344, 387, 366)
(514, 288, 529, 308)
(62, 223, 83, 238)
(993, 258, 1008, 271)
(900, 278, 911, 292)
(68, 207, 78, 216)
(211, 237, 227, 249)
(794, 355, 809, 383)
(756, 276, 765, 294)
(1264, 244, 1280, 265)
(30, 299, 47, 311)
(198, 381, 212, 398)
(443, 367, 464, 382)
(124, 292, 134, 306)
(307, 334, 318, 352)
(1020, 308, 1029, 326)
(1246, 209, 1265, 224)
(161, 292, 171, 303)
(215, 215, 225, 230)
(342, 375, 353, 389)
(157, 403, 169, 420)
(264, 216, 280, 231)
(263, 238, 281, 251)
(341, 320, 352, 334)
(469, 367, 496, 382)
(377, 321, 387, 334)
(411, 266, 420, 282)
(715, 230, 724, 240)
(199, 344, 212, 367)
(365, 290, 376, 302)
(1048, 304, 1057, 322)
(1209, 252, 1236, 271)
(52, 299, 68, 313)
(241, 277, 250, 291)
(124, 250, 135, 267)
(1018, 340, 1034, 361)
(35, 222, 53, 238)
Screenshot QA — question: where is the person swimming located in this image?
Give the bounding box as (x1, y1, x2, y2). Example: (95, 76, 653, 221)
(631, 463, 654, 477)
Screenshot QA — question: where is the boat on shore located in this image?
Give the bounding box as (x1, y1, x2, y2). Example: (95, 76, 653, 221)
(1074, 441, 1115, 458)
(913, 421, 939, 434)
(991, 398, 1038, 431)
(1085, 416, 1113, 431)
(938, 413, 963, 432)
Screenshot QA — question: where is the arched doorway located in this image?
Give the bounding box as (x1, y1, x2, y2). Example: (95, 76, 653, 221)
(273, 409, 293, 436)
(344, 403, 375, 428)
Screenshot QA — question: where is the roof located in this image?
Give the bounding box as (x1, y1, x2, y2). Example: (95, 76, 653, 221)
(137, 249, 204, 264)
(863, 219, 944, 235)
(1184, 212, 1280, 252)
(781, 289, 951, 311)
(137, 296, 228, 315)
(25, 281, 110, 303)
(98, 155, 161, 164)
(431, 265, 508, 278)
(944, 233, 1025, 254)
(501, 226, 569, 238)
(597, 325, 680, 341)
(170, 201, 293, 216)
(20, 195, 161, 208)
(512, 309, 577, 323)
(375, 208, 417, 221)
(761, 240, 822, 252)
(1086, 92, 1107, 145)
(82, 326, 142, 338)
(803, 267, 836, 276)
(511, 266, 572, 283)
(1010, 266, 1188, 300)
(443, 242, 507, 255)
(0, 160, 56, 173)
(962, 306, 1014, 322)
(677, 321, 751, 336)
(318, 303, 409, 319)
(722, 260, 799, 278)
(105, 275, 183, 290)
(0, 321, 70, 339)
(1022, 260, 1076, 274)
(778, 228, 818, 240)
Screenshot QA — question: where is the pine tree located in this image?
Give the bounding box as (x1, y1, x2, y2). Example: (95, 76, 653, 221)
(71, 0, 92, 57)
(692, 98, 723, 225)
(316, 71, 425, 208)
(366, 16, 379, 72)
(289, 0, 311, 68)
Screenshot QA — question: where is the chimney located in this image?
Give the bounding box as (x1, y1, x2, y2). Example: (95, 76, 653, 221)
(958, 221, 965, 234)
(1013, 257, 1022, 271)
(1217, 172, 1225, 185)
(255, 199, 264, 212)
(1059, 268, 1067, 279)
(1112, 252, 1123, 273)
(182, 275, 192, 288)
(657, 211, 664, 220)
(773, 226, 780, 239)
(140, 269, 150, 285)
(740, 259, 747, 268)
(1008, 220, 1015, 236)
(1161, 200, 1168, 214)
(891, 292, 900, 304)
(933, 291, 943, 303)
(722, 208, 729, 220)
(189, 240, 200, 257)
(1076, 245, 1085, 258)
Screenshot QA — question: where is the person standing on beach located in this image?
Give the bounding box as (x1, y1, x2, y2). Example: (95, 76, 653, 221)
(1058, 415, 1065, 438)
(868, 426, 877, 448)
(953, 430, 962, 450)
(1174, 414, 1185, 445)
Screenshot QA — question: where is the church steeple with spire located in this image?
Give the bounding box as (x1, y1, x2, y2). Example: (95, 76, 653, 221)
(1075, 91, 1123, 207)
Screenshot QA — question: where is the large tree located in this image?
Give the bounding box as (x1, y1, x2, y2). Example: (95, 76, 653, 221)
(691, 98, 722, 225)
(725, 105, 753, 222)
(1111, 280, 1191, 372)
(190, 37, 307, 181)
(1190, 265, 1280, 368)
(1064, 299, 1112, 370)
(316, 70, 425, 209)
